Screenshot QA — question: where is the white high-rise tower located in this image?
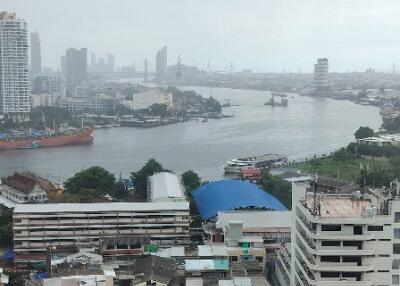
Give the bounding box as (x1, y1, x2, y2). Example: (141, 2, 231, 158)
(0, 11, 30, 121)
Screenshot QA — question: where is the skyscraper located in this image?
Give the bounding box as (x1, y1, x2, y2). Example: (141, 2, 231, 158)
(65, 48, 87, 87)
(107, 54, 115, 72)
(314, 58, 329, 90)
(30, 31, 41, 78)
(0, 11, 30, 121)
(90, 51, 96, 72)
(155, 46, 167, 80)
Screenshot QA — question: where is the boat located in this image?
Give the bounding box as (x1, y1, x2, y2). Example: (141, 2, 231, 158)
(0, 127, 93, 151)
(224, 154, 288, 174)
(271, 92, 288, 97)
(264, 96, 288, 107)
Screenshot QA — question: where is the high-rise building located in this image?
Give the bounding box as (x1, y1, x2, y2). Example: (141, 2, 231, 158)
(65, 48, 87, 87)
(60, 55, 66, 76)
(274, 179, 400, 286)
(155, 45, 167, 80)
(0, 11, 31, 121)
(107, 54, 115, 72)
(314, 58, 329, 90)
(90, 51, 96, 72)
(30, 31, 41, 78)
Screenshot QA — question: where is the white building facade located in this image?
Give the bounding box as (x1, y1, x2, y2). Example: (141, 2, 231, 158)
(275, 180, 400, 286)
(0, 11, 31, 121)
(314, 58, 329, 90)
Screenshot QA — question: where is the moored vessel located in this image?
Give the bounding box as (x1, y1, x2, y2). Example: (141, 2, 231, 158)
(224, 154, 288, 174)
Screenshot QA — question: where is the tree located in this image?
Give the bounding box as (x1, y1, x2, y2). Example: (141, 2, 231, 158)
(0, 206, 13, 247)
(5, 271, 24, 286)
(149, 103, 169, 117)
(64, 166, 116, 199)
(182, 170, 201, 192)
(354, 126, 374, 140)
(131, 159, 164, 200)
(260, 173, 292, 209)
(205, 97, 222, 113)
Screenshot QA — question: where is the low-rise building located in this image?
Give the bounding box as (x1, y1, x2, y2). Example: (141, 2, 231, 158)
(129, 89, 173, 110)
(0, 172, 54, 203)
(13, 201, 189, 267)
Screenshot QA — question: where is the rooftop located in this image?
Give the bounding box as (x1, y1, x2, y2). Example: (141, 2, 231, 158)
(148, 172, 185, 202)
(217, 210, 291, 233)
(14, 201, 189, 214)
(303, 196, 373, 218)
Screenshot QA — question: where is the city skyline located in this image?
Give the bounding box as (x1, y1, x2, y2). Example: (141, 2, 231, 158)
(3, 0, 400, 73)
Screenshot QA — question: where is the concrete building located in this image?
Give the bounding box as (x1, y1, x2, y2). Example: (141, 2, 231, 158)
(156, 46, 168, 80)
(13, 201, 189, 266)
(314, 58, 329, 90)
(148, 172, 186, 202)
(57, 96, 115, 113)
(0, 11, 31, 121)
(31, 93, 57, 108)
(65, 48, 87, 87)
(127, 89, 173, 110)
(274, 179, 400, 286)
(30, 31, 42, 78)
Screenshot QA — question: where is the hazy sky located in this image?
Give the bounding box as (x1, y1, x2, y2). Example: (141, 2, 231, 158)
(3, 0, 400, 72)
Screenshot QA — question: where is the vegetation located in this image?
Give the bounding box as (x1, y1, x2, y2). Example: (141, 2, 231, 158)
(181, 170, 203, 230)
(4, 271, 24, 286)
(0, 205, 13, 247)
(347, 142, 400, 158)
(260, 172, 292, 209)
(64, 166, 116, 201)
(382, 116, 400, 132)
(130, 159, 165, 201)
(149, 103, 169, 117)
(354, 126, 375, 139)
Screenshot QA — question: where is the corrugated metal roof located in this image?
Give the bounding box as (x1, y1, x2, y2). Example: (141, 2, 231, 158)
(149, 172, 185, 202)
(193, 180, 287, 220)
(14, 201, 189, 213)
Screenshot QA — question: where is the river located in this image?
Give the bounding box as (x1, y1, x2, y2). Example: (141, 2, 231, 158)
(0, 87, 382, 182)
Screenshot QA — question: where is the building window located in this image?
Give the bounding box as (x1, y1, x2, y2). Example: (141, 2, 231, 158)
(321, 272, 339, 278)
(393, 260, 400, 269)
(321, 256, 340, 263)
(321, 240, 340, 246)
(255, 256, 263, 262)
(368, 225, 383, 231)
(395, 229, 400, 239)
(394, 244, 400, 254)
(230, 256, 238, 262)
(393, 275, 400, 285)
(321, 225, 341, 231)
(395, 213, 400, 223)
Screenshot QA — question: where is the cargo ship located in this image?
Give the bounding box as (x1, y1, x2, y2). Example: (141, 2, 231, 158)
(0, 127, 93, 150)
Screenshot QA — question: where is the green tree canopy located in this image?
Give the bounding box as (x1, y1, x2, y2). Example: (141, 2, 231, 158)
(131, 159, 164, 200)
(64, 166, 116, 198)
(182, 170, 201, 192)
(354, 126, 375, 139)
(149, 103, 169, 117)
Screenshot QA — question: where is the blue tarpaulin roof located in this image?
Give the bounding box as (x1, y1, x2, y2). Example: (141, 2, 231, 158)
(193, 180, 287, 219)
(3, 248, 15, 261)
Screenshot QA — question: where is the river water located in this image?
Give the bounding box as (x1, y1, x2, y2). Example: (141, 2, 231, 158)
(0, 87, 382, 182)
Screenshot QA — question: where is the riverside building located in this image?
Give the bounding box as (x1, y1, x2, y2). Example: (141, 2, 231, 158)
(275, 179, 400, 286)
(314, 58, 329, 91)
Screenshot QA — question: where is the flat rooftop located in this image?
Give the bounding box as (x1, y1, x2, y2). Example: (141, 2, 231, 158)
(304, 196, 372, 218)
(148, 172, 185, 202)
(14, 201, 189, 214)
(217, 210, 291, 232)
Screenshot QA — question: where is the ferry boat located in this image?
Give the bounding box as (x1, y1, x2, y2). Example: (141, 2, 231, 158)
(224, 154, 288, 174)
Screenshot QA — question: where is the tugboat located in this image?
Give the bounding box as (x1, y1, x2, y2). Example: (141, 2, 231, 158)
(264, 96, 288, 107)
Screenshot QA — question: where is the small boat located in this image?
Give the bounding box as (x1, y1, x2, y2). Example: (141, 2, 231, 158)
(265, 96, 288, 107)
(202, 118, 208, 122)
(224, 154, 288, 174)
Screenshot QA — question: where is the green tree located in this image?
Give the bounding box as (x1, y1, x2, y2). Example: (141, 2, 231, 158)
(0, 206, 13, 247)
(131, 159, 164, 200)
(5, 271, 24, 286)
(149, 103, 169, 117)
(64, 166, 116, 199)
(354, 126, 374, 139)
(205, 97, 222, 113)
(182, 170, 201, 192)
(260, 173, 292, 209)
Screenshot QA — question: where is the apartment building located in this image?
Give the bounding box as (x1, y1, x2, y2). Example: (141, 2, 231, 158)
(0, 11, 30, 121)
(314, 58, 329, 90)
(275, 179, 400, 286)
